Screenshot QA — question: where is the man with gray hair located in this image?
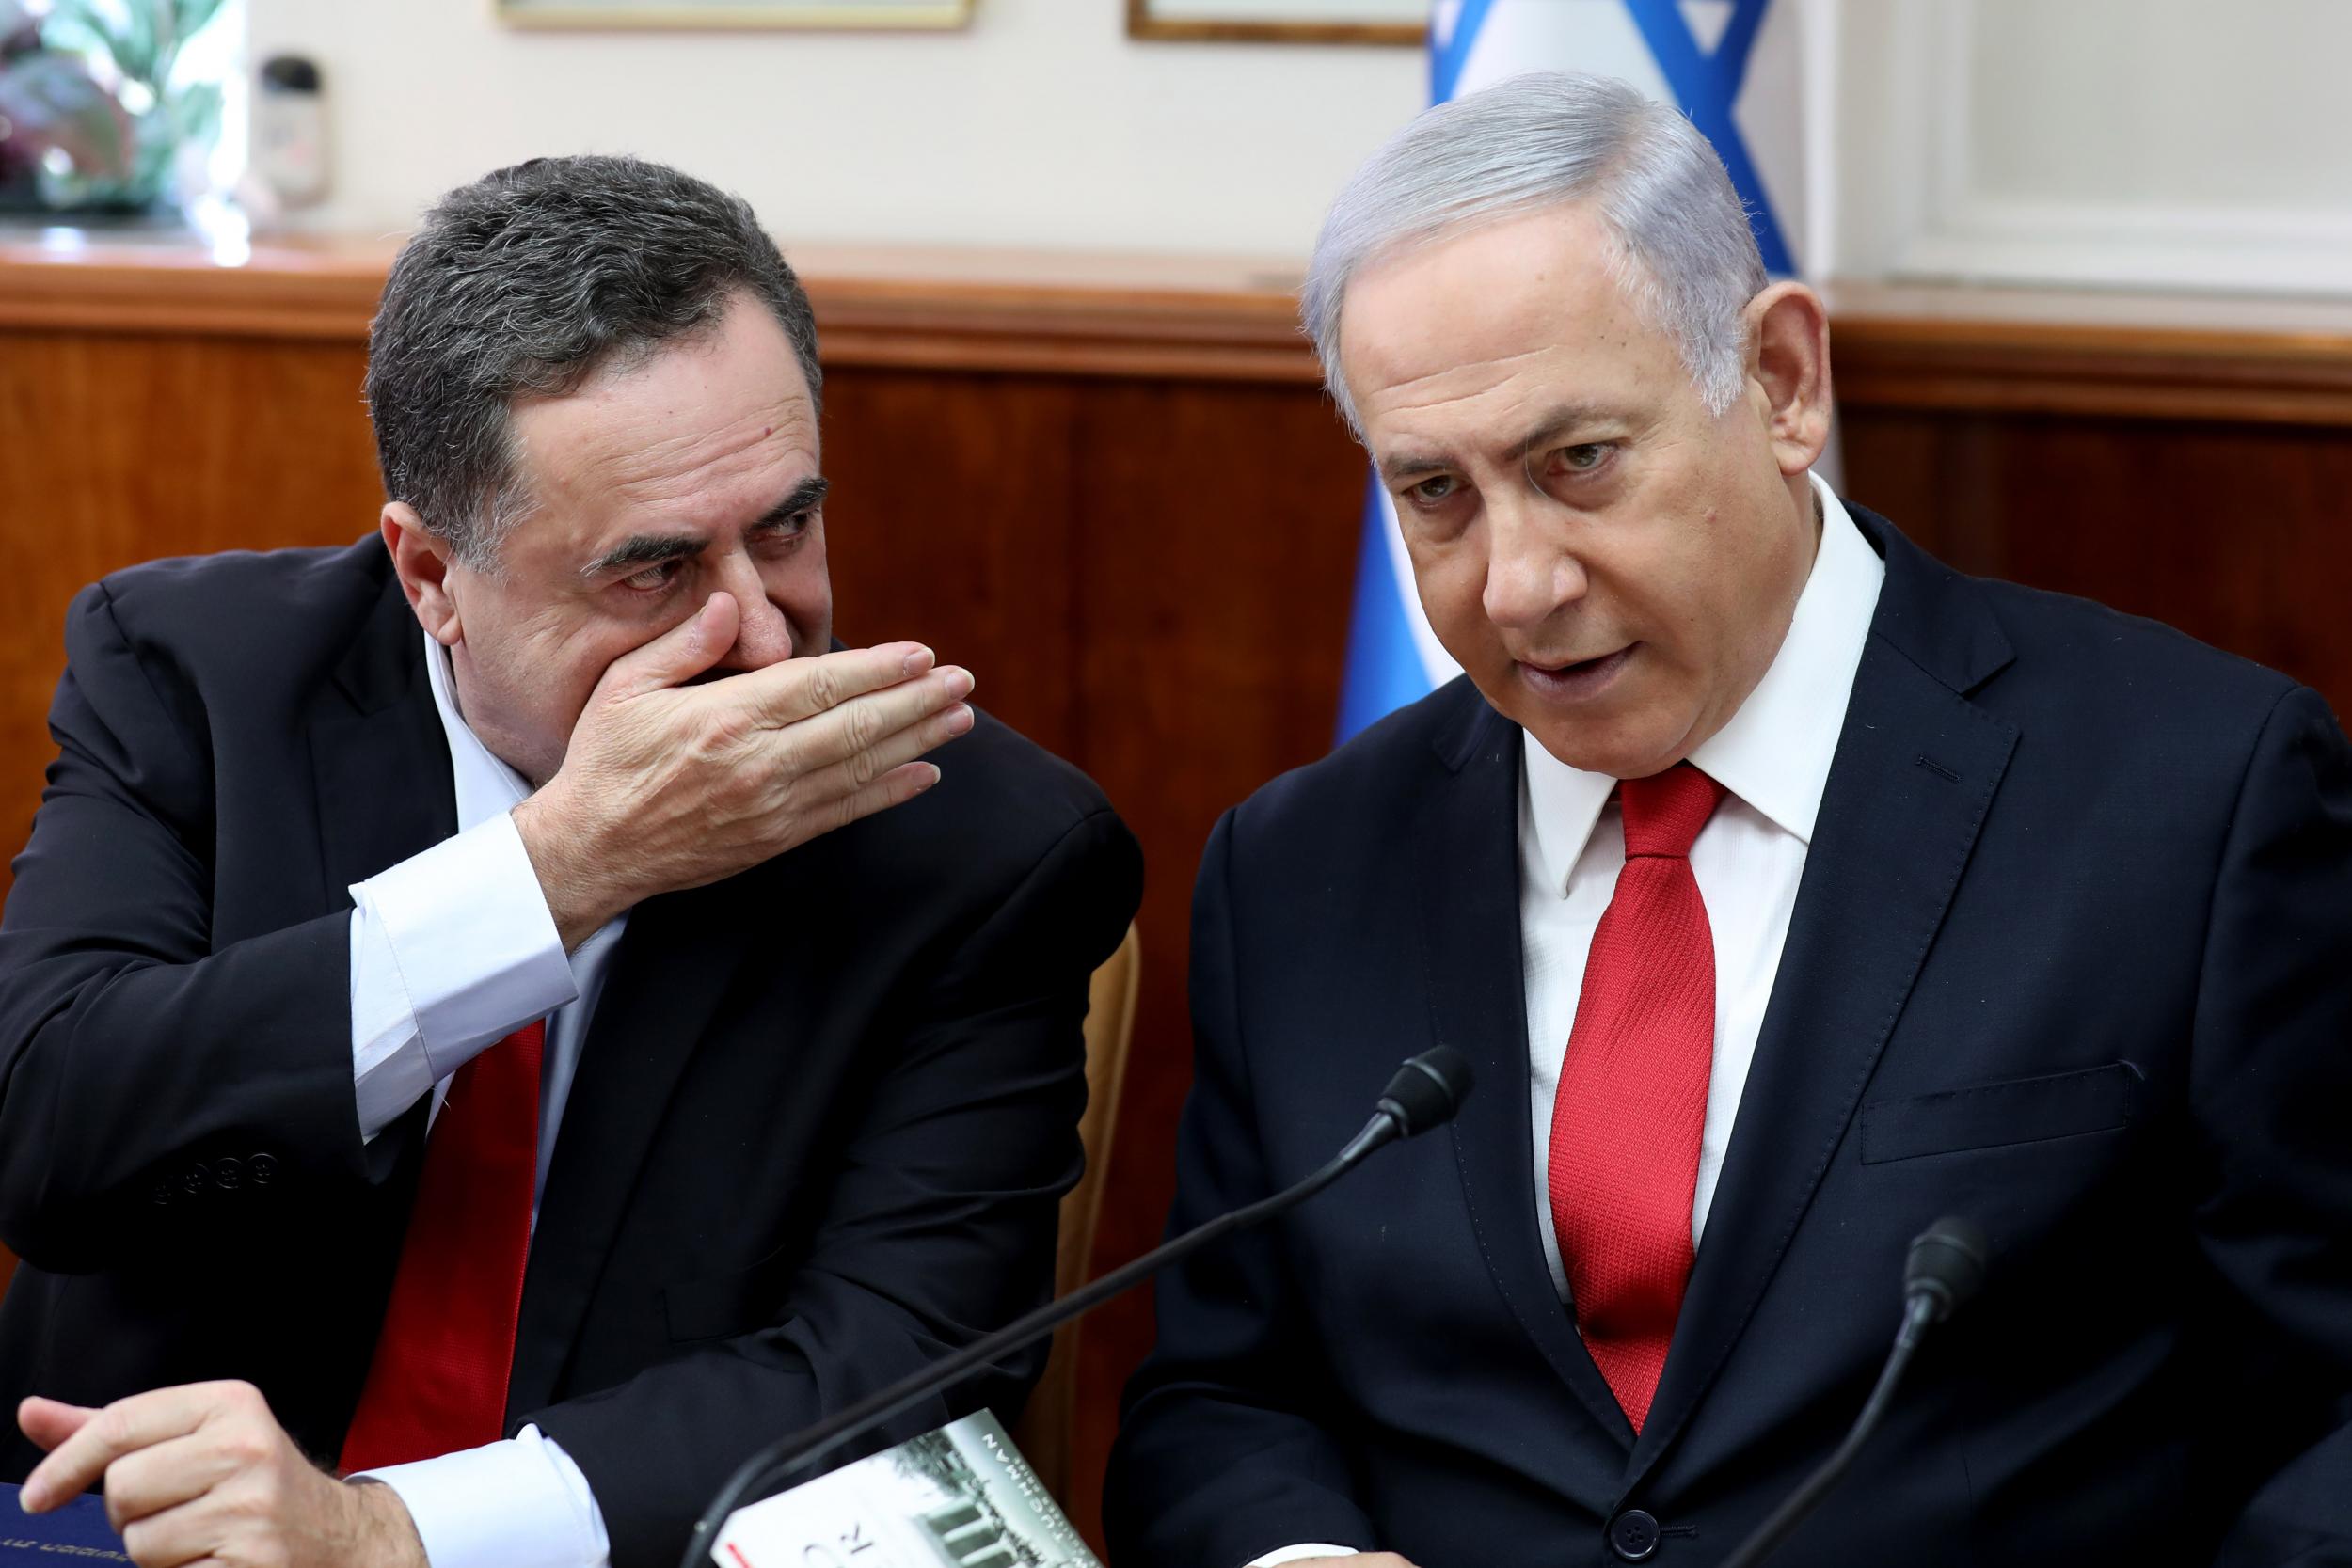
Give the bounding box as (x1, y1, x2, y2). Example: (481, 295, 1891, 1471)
(0, 155, 1139, 1568)
(1110, 72, 2352, 1567)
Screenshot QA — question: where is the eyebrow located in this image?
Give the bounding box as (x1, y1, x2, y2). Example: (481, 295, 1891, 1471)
(1378, 447, 1456, 483)
(760, 475, 831, 526)
(580, 475, 831, 579)
(1375, 401, 1617, 483)
(1508, 401, 1615, 459)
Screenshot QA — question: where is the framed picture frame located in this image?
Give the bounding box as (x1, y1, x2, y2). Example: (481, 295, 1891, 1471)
(1125, 0, 1423, 45)
(497, 0, 974, 29)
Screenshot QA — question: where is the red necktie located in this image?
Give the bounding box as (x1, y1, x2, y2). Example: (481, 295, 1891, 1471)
(1546, 763, 1726, 1433)
(341, 1020, 545, 1472)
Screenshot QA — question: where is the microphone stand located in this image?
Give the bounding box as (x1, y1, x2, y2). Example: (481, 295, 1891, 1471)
(1715, 1294, 1936, 1568)
(674, 1051, 1470, 1568)
(1717, 1217, 1988, 1568)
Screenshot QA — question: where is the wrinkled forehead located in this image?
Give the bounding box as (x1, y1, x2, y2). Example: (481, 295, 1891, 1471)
(511, 301, 818, 508)
(1336, 208, 1684, 454)
(467, 314, 818, 583)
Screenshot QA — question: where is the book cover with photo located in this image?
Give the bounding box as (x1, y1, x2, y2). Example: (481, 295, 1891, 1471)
(714, 1411, 1099, 1568)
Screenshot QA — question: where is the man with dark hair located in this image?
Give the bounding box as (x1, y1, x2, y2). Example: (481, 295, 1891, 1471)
(0, 155, 1139, 1568)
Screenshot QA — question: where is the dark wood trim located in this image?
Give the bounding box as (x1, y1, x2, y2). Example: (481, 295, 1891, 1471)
(0, 235, 395, 341)
(0, 235, 1322, 379)
(9, 238, 2352, 416)
(1824, 279, 2352, 427)
(808, 277, 1319, 380)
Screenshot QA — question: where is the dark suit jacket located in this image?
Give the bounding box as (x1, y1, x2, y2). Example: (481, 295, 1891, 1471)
(0, 537, 1141, 1568)
(1108, 508, 2352, 1568)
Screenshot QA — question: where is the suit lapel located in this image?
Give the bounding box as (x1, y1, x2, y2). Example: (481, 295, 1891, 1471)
(307, 581, 454, 911)
(506, 863, 771, 1417)
(1628, 513, 2019, 1481)
(1414, 689, 1639, 1472)
(297, 559, 766, 1418)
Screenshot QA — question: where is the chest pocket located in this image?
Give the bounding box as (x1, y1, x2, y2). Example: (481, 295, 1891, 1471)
(1860, 1061, 2144, 1164)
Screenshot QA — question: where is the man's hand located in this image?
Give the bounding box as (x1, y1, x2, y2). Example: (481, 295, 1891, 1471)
(516, 592, 976, 947)
(17, 1383, 426, 1568)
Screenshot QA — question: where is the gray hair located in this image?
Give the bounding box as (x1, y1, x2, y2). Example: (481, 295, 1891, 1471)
(366, 154, 823, 569)
(1301, 71, 1768, 434)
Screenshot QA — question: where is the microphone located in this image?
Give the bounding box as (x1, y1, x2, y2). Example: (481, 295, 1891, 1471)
(1716, 1216, 1988, 1568)
(674, 1045, 1475, 1568)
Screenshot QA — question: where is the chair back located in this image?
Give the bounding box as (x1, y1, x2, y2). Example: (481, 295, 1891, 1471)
(1010, 923, 1140, 1505)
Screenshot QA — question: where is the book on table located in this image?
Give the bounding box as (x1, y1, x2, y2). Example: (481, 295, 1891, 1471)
(2, 1481, 128, 1564)
(714, 1410, 1099, 1568)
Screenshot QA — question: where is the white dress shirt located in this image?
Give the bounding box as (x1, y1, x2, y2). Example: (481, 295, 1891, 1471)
(344, 630, 627, 1568)
(1251, 475, 1885, 1568)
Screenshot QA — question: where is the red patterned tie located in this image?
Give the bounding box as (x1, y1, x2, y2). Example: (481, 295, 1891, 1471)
(340, 1020, 545, 1471)
(1547, 763, 1726, 1433)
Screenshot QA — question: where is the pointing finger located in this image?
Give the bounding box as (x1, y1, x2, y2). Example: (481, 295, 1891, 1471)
(20, 1386, 215, 1511)
(18, 1397, 98, 1456)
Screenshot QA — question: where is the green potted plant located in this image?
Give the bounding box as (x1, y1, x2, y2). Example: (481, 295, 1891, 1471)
(0, 0, 227, 216)
(0, 0, 130, 211)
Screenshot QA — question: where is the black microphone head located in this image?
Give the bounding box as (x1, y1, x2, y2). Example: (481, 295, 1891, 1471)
(1376, 1046, 1474, 1137)
(1903, 1216, 1989, 1323)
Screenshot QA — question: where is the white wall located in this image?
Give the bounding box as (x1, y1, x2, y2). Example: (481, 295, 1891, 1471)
(1962, 0, 2352, 213)
(246, 0, 1427, 257)
(251, 0, 2352, 293)
(1835, 0, 2352, 294)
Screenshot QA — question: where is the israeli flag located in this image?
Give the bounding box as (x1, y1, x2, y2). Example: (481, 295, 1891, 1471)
(1333, 0, 1819, 743)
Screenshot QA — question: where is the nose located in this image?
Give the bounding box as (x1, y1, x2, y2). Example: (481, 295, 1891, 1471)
(1480, 493, 1585, 631)
(710, 551, 794, 670)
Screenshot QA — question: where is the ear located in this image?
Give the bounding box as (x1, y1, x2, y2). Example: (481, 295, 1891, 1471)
(381, 504, 463, 645)
(1741, 281, 1834, 479)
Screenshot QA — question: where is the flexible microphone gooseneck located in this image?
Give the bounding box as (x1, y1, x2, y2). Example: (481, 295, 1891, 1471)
(673, 1046, 1475, 1568)
(1715, 1216, 1989, 1568)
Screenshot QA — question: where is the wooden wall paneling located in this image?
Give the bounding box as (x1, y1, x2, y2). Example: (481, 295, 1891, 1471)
(1061, 376, 1367, 1548)
(1839, 409, 2352, 718)
(0, 330, 383, 895)
(816, 367, 1086, 754)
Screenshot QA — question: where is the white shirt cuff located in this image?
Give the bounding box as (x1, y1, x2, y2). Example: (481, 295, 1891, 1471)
(349, 811, 576, 1139)
(350, 906, 436, 1139)
(1249, 1548, 1359, 1565)
(358, 1425, 610, 1568)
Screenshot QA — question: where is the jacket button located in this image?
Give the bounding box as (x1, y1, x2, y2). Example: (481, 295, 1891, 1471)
(150, 1179, 174, 1207)
(214, 1156, 245, 1191)
(181, 1164, 209, 1196)
(249, 1153, 279, 1186)
(1609, 1508, 1661, 1562)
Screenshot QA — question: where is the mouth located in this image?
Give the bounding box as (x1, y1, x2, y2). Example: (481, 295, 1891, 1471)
(1516, 644, 1636, 703)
